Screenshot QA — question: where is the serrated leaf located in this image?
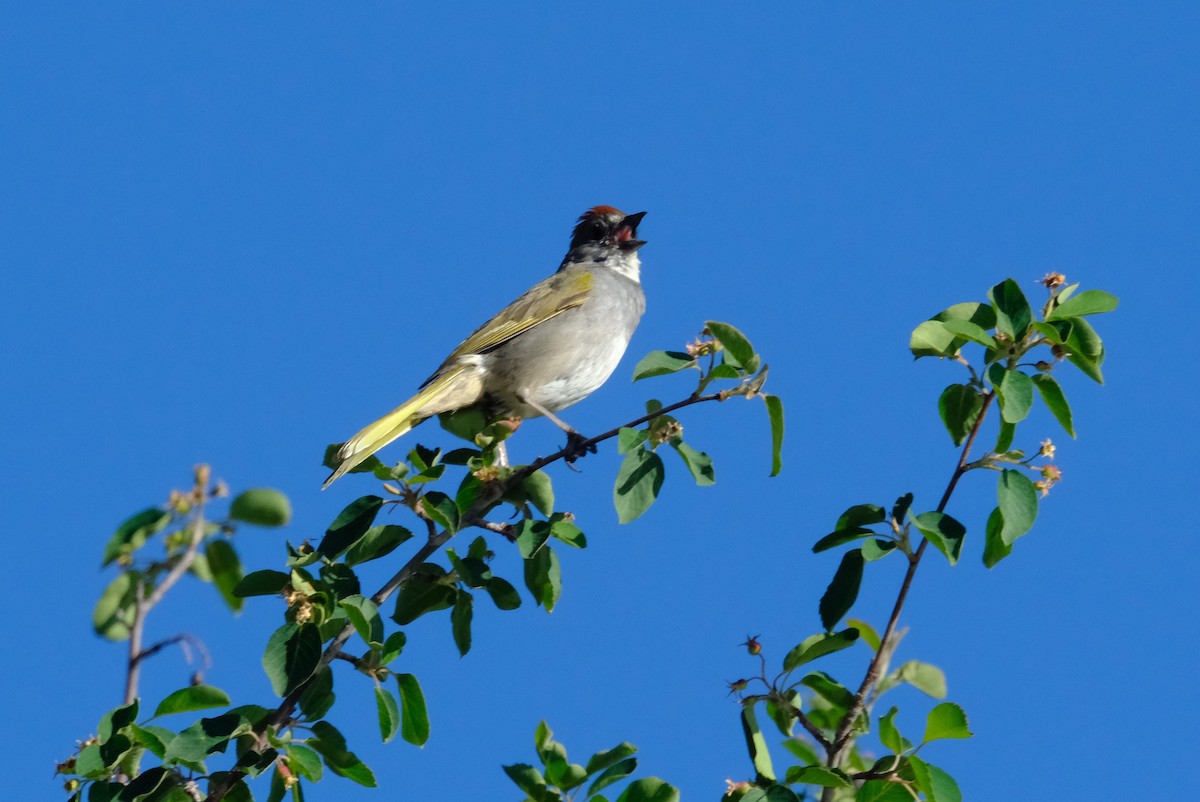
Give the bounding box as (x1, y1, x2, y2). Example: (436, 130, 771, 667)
(819, 549, 864, 631)
(898, 660, 947, 698)
(923, 702, 973, 742)
(396, 673, 429, 746)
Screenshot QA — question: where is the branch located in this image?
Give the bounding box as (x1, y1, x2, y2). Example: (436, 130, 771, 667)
(205, 390, 728, 801)
(824, 392, 995, 776)
(124, 511, 208, 706)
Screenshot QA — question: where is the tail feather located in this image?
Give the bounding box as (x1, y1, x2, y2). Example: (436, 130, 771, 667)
(322, 364, 483, 489)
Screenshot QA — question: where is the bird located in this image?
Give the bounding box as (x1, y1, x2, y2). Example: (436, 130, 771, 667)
(323, 205, 647, 489)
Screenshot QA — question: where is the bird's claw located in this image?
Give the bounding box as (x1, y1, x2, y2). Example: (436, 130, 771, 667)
(563, 430, 597, 468)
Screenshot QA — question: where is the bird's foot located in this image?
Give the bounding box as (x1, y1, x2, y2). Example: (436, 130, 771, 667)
(562, 430, 597, 468)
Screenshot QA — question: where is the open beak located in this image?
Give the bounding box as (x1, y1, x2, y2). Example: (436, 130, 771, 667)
(617, 211, 647, 251)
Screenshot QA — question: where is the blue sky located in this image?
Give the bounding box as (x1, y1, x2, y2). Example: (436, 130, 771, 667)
(4, 3, 1196, 800)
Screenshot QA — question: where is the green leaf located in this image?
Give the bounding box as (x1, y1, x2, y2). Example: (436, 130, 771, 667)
(938, 384, 983, 446)
(909, 320, 959, 358)
(165, 710, 256, 762)
(856, 779, 913, 801)
(988, 365, 1033, 424)
(396, 673, 429, 746)
(298, 666, 335, 720)
(784, 766, 852, 788)
(549, 514, 587, 548)
(1046, 289, 1118, 320)
(502, 763, 547, 798)
(924, 702, 973, 742)
(484, 576, 522, 611)
(229, 488, 291, 527)
(671, 440, 715, 486)
(910, 511, 966, 565)
(588, 757, 638, 797)
(783, 629, 860, 671)
(988, 279, 1032, 340)
(262, 623, 322, 697)
(940, 318, 998, 349)
(707, 320, 759, 373)
(345, 525, 413, 567)
(617, 777, 681, 802)
(982, 507, 1012, 568)
(380, 631, 407, 663)
(819, 549, 865, 631)
(308, 720, 377, 787)
(910, 757, 963, 802)
(318, 496, 383, 559)
(801, 671, 855, 709)
(763, 394, 784, 477)
(617, 426, 650, 455)
(613, 449, 665, 524)
(102, 507, 172, 567)
(286, 743, 324, 782)
(392, 565, 456, 625)
(93, 572, 138, 641)
(153, 685, 231, 718)
(515, 519, 551, 559)
(812, 526, 875, 553)
(374, 685, 400, 743)
(739, 701, 776, 784)
(206, 539, 244, 613)
(586, 742, 638, 774)
(451, 591, 473, 656)
(523, 471, 555, 516)
(1032, 374, 1075, 437)
(861, 538, 896, 562)
(878, 707, 903, 754)
(130, 724, 173, 759)
(837, 504, 886, 530)
(632, 350, 697, 380)
(897, 660, 947, 698)
(98, 699, 139, 740)
(846, 618, 881, 652)
(421, 490, 460, 532)
(339, 595, 383, 646)
(994, 419, 1015, 452)
(997, 470, 1038, 544)
(234, 569, 289, 598)
(524, 545, 562, 612)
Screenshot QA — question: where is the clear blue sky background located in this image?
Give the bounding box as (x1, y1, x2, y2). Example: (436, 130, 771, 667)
(4, 3, 1195, 800)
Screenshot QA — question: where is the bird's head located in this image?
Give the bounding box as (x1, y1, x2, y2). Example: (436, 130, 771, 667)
(567, 206, 647, 256)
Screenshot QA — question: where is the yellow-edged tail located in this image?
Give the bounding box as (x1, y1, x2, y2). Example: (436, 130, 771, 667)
(322, 364, 482, 489)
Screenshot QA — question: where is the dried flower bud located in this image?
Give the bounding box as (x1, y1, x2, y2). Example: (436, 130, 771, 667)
(1039, 439, 1056, 458)
(687, 337, 716, 357)
(473, 466, 501, 482)
(725, 779, 752, 797)
(193, 464, 211, 489)
(1041, 272, 1067, 289)
(1035, 361, 1053, 372)
(728, 678, 749, 693)
(742, 635, 762, 656)
(211, 480, 229, 498)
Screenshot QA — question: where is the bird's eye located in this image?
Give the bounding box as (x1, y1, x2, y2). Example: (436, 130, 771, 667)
(591, 221, 607, 237)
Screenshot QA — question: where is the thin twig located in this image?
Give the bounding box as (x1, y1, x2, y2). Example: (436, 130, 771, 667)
(822, 392, 995, 782)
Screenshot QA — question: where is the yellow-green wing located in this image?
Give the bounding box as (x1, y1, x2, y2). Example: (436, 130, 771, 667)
(431, 268, 593, 372)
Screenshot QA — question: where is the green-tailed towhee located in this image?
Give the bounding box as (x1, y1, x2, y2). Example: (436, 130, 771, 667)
(323, 205, 647, 488)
